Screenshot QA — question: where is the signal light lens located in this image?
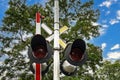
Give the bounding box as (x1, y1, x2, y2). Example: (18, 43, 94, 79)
(69, 48, 84, 62)
(33, 46, 47, 59)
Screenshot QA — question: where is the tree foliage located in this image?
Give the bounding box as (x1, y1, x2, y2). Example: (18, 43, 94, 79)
(0, 0, 102, 80)
(97, 60, 120, 80)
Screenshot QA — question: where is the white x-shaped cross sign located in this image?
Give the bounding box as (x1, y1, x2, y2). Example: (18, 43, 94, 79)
(41, 23, 68, 49)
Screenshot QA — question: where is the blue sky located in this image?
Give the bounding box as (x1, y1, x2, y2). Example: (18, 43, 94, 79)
(91, 0, 120, 60)
(0, 0, 120, 61)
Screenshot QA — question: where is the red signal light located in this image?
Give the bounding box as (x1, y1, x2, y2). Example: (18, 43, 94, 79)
(33, 46, 47, 59)
(69, 48, 84, 62)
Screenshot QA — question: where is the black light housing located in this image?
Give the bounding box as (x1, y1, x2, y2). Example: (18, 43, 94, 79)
(28, 35, 53, 63)
(64, 39, 87, 66)
(60, 39, 87, 76)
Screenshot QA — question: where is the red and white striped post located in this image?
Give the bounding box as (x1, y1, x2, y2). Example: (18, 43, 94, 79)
(35, 12, 42, 80)
(35, 63, 41, 80)
(36, 12, 41, 35)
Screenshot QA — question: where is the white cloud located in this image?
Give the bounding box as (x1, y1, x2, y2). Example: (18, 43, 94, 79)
(117, 10, 120, 20)
(99, 28, 106, 35)
(99, 0, 118, 8)
(106, 11, 110, 15)
(111, 44, 120, 50)
(102, 24, 109, 28)
(102, 20, 107, 23)
(109, 19, 119, 25)
(99, 1, 112, 8)
(91, 22, 99, 26)
(99, 24, 108, 35)
(101, 43, 107, 50)
(107, 51, 120, 59)
(92, 22, 108, 35)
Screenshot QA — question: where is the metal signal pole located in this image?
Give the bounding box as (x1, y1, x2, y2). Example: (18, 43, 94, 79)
(35, 12, 42, 80)
(53, 0, 60, 80)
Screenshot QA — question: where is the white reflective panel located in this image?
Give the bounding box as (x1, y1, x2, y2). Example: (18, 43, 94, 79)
(46, 34, 54, 42)
(36, 23, 41, 34)
(41, 63, 47, 71)
(62, 60, 76, 73)
(41, 23, 53, 35)
(32, 62, 36, 70)
(32, 63, 47, 72)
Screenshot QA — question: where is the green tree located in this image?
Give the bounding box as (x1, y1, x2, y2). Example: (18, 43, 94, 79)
(0, 0, 102, 80)
(97, 60, 120, 80)
(0, 0, 41, 79)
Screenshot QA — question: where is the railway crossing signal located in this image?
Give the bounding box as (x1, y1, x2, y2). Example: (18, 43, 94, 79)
(60, 39, 87, 76)
(28, 6, 87, 79)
